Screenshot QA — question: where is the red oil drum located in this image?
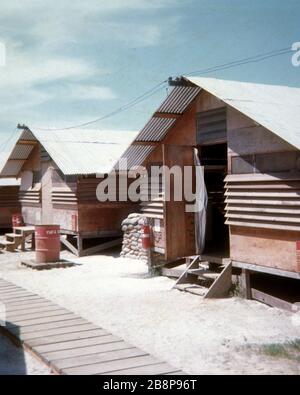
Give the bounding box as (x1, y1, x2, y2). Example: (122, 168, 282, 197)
(141, 224, 152, 250)
(35, 225, 60, 264)
(12, 213, 23, 228)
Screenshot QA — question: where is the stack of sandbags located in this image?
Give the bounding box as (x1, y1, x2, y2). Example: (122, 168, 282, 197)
(120, 213, 148, 261)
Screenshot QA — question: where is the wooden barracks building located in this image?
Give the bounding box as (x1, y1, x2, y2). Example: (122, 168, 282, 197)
(118, 77, 300, 305)
(0, 126, 138, 256)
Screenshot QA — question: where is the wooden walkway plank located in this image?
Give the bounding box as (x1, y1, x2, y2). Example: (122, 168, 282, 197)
(27, 328, 109, 348)
(4, 298, 51, 311)
(53, 348, 146, 370)
(2, 296, 45, 305)
(0, 292, 37, 301)
(6, 313, 78, 328)
(10, 318, 89, 335)
(34, 334, 122, 354)
(0, 287, 26, 295)
(6, 308, 71, 322)
(108, 363, 182, 375)
(62, 355, 160, 375)
(7, 304, 66, 317)
(44, 341, 133, 362)
(0, 279, 185, 376)
(19, 323, 99, 341)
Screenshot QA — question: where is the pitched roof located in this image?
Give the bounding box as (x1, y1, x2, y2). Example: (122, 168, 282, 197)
(0, 127, 138, 176)
(116, 78, 300, 170)
(185, 76, 300, 150)
(0, 178, 20, 186)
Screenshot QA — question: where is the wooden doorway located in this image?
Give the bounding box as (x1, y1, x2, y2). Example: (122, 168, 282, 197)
(198, 143, 229, 257)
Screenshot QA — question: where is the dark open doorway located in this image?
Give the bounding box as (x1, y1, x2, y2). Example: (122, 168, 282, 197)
(198, 143, 229, 258)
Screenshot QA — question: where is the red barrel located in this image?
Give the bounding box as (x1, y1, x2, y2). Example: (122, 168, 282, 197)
(141, 224, 152, 250)
(12, 213, 23, 228)
(35, 225, 60, 264)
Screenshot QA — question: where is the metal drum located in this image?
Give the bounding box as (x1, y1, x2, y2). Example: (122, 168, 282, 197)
(35, 225, 60, 263)
(12, 213, 23, 228)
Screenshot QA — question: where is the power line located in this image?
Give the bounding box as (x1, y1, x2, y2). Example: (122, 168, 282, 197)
(37, 81, 168, 131)
(29, 46, 294, 131)
(185, 47, 292, 76)
(0, 128, 19, 152)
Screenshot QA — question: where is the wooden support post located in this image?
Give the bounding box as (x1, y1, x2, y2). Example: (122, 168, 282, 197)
(241, 269, 252, 299)
(31, 233, 35, 251)
(77, 235, 83, 257)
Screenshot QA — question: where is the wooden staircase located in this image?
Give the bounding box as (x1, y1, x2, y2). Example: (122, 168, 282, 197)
(172, 256, 232, 298)
(0, 226, 35, 252)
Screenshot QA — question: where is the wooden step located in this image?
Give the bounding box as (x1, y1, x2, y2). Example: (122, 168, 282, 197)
(14, 226, 35, 234)
(187, 269, 220, 281)
(0, 240, 15, 246)
(5, 233, 23, 239)
(175, 283, 207, 296)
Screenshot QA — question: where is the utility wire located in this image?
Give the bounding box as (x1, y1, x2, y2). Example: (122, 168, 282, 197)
(23, 46, 294, 131)
(0, 128, 19, 152)
(185, 47, 292, 76)
(37, 81, 168, 131)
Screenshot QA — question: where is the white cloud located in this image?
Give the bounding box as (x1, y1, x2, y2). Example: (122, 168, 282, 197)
(0, 0, 183, 128)
(66, 84, 117, 101)
(0, 0, 178, 14)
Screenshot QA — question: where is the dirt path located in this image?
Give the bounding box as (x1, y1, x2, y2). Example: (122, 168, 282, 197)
(0, 249, 299, 375)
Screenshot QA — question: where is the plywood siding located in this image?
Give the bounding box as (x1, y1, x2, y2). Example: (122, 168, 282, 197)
(226, 107, 300, 273)
(230, 226, 300, 272)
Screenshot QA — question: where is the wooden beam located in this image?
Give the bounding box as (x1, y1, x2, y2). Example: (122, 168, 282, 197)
(153, 112, 180, 119)
(241, 269, 252, 299)
(251, 288, 300, 313)
(17, 140, 37, 145)
(232, 261, 300, 280)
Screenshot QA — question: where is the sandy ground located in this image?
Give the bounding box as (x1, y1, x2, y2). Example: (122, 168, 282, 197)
(0, 248, 299, 375)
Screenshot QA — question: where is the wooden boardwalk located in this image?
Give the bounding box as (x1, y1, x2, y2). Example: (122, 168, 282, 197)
(0, 279, 184, 375)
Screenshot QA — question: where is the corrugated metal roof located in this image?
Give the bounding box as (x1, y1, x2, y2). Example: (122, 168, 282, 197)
(186, 76, 300, 151)
(113, 85, 200, 169)
(0, 178, 20, 186)
(10, 144, 34, 160)
(157, 86, 201, 114)
(1, 160, 25, 177)
(0, 128, 138, 176)
(115, 145, 155, 170)
(138, 117, 176, 142)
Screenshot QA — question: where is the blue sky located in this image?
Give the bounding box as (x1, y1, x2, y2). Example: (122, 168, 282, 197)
(0, 0, 299, 153)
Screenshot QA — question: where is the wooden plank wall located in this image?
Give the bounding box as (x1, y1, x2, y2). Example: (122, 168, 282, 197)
(227, 107, 300, 273)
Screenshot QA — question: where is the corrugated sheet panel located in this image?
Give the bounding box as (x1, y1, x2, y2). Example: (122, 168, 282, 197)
(1, 160, 25, 177)
(157, 86, 201, 114)
(137, 117, 176, 142)
(115, 145, 155, 170)
(31, 128, 138, 175)
(10, 144, 34, 160)
(19, 129, 36, 141)
(0, 128, 139, 176)
(186, 76, 300, 151)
